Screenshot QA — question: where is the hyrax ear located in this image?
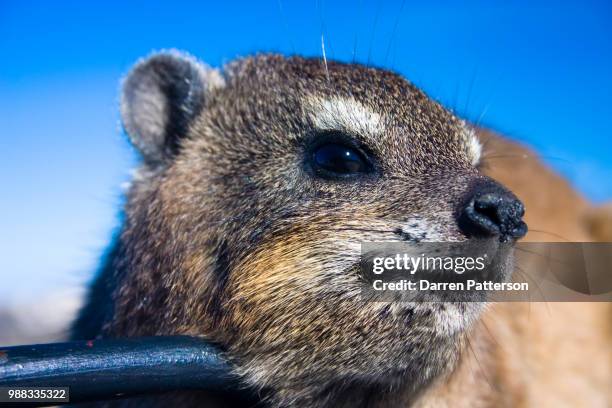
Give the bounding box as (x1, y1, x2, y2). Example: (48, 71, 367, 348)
(121, 50, 224, 165)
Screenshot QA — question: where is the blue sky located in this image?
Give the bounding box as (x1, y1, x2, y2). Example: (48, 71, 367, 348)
(1, 1, 611, 302)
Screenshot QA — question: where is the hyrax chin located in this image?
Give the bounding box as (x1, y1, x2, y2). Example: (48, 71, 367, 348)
(71, 50, 534, 407)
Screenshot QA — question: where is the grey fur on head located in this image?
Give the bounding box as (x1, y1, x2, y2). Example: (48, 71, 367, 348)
(120, 50, 225, 165)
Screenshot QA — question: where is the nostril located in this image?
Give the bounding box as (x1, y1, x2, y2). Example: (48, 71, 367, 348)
(474, 197, 503, 227)
(458, 192, 527, 241)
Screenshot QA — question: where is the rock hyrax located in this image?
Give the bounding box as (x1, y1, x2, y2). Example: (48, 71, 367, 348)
(73, 51, 536, 407)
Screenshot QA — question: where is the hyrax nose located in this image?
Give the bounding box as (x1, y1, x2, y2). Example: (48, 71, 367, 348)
(459, 191, 527, 241)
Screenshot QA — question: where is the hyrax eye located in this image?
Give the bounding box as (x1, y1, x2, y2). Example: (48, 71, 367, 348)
(314, 144, 365, 173)
(311, 143, 371, 178)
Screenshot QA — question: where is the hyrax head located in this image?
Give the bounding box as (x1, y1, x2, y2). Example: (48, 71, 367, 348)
(113, 51, 526, 405)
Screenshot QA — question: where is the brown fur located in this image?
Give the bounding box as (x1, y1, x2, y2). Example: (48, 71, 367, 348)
(72, 52, 611, 407)
(412, 132, 612, 407)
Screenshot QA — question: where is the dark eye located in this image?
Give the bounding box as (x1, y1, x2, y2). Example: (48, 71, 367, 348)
(311, 143, 370, 178)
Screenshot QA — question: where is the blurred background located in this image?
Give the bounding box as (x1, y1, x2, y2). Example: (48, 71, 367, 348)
(0, 1, 610, 342)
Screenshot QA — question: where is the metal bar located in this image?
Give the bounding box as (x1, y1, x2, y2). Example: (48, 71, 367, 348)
(0, 336, 249, 406)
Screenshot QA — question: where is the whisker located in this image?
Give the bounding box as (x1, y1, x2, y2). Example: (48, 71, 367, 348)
(450, 80, 461, 115)
(351, 0, 364, 62)
(465, 324, 497, 392)
(463, 67, 479, 117)
(514, 247, 578, 273)
(329, 227, 395, 235)
(481, 153, 530, 161)
(479, 318, 501, 350)
(366, 0, 383, 66)
(472, 71, 504, 128)
(515, 264, 551, 313)
(383, 0, 406, 66)
(316, 0, 330, 82)
(482, 153, 573, 164)
(512, 268, 535, 303)
(321, 34, 330, 82)
(474, 101, 491, 128)
(526, 229, 570, 242)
